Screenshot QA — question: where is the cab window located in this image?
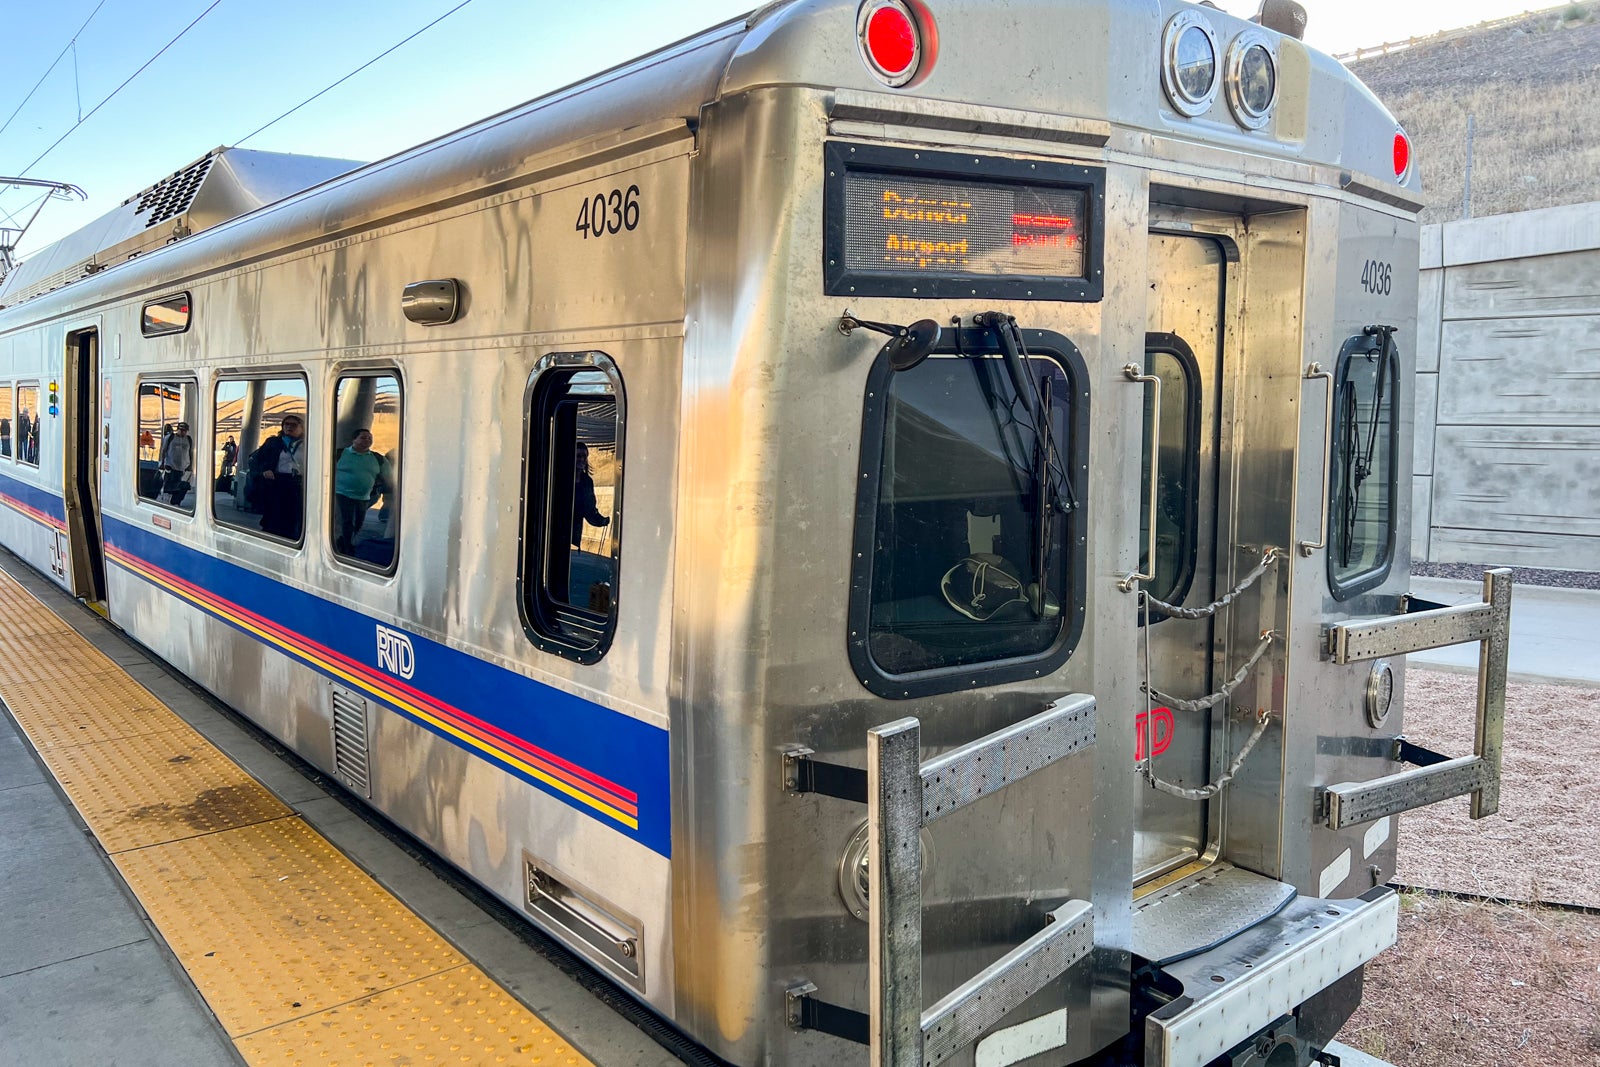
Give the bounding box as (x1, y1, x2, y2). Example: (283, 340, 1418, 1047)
(136, 380, 198, 514)
(521, 354, 622, 663)
(213, 377, 308, 544)
(1140, 335, 1200, 617)
(1329, 330, 1399, 598)
(849, 328, 1088, 698)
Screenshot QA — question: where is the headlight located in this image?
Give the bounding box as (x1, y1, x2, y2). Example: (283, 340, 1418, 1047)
(1162, 11, 1220, 118)
(1226, 31, 1279, 129)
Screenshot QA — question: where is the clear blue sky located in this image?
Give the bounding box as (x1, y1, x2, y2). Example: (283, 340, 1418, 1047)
(0, 0, 1546, 257)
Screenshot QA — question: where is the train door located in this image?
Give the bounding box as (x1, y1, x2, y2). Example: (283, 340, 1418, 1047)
(1134, 231, 1229, 881)
(63, 327, 106, 606)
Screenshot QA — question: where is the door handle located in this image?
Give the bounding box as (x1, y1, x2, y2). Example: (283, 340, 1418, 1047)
(1120, 363, 1161, 592)
(1298, 362, 1335, 557)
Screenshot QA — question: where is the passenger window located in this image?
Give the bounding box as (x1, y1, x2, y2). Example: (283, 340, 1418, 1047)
(0, 385, 13, 460)
(331, 374, 400, 571)
(15, 384, 40, 467)
(1140, 336, 1200, 616)
(213, 377, 308, 543)
(522, 355, 622, 662)
(1329, 330, 1399, 599)
(850, 333, 1088, 697)
(136, 380, 198, 514)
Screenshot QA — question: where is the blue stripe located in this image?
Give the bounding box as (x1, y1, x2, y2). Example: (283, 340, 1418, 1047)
(75, 504, 671, 857)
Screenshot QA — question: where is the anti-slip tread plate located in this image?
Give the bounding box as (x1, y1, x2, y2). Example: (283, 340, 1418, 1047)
(0, 567, 595, 1065)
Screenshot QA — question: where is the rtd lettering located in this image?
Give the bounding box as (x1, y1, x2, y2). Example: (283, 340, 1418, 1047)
(880, 188, 971, 225)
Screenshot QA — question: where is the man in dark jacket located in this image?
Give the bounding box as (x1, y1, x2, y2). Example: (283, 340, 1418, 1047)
(249, 415, 306, 539)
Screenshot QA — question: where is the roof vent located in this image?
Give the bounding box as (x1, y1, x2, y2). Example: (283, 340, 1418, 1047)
(132, 156, 216, 228)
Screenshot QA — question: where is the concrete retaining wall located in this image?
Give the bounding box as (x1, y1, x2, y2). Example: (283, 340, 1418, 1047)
(1414, 202, 1600, 570)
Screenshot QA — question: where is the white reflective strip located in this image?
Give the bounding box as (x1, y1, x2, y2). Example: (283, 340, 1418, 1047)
(1363, 816, 1392, 859)
(1319, 848, 1352, 898)
(975, 1008, 1068, 1067)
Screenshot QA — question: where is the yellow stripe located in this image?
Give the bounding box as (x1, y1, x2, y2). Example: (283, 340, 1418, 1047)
(108, 551, 639, 830)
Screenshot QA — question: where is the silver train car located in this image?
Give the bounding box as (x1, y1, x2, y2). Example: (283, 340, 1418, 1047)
(0, 2, 1513, 1065)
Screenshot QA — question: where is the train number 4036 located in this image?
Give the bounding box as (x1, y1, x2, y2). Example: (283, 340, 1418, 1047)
(576, 185, 641, 239)
(1359, 258, 1392, 295)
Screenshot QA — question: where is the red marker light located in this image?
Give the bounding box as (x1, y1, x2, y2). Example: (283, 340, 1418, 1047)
(861, 2, 919, 83)
(1393, 130, 1411, 180)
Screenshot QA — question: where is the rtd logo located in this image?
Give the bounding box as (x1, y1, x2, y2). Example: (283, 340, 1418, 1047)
(376, 624, 416, 680)
(1134, 706, 1174, 762)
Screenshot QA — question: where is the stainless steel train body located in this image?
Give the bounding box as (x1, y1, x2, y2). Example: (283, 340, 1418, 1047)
(0, 2, 1514, 1065)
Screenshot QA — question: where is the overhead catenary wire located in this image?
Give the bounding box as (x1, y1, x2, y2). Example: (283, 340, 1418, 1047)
(235, 0, 477, 147)
(16, 0, 226, 180)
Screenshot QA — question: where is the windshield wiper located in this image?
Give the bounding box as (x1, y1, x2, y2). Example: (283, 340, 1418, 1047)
(973, 312, 1075, 617)
(1341, 324, 1395, 567)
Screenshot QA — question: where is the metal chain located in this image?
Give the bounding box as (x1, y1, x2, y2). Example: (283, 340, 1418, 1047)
(1145, 708, 1276, 800)
(1144, 630, 1278, 713)
(1145, 547, 1282, 620)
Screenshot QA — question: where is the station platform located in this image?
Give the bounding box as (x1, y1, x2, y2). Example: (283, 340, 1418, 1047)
(0, 555, 685, 1067)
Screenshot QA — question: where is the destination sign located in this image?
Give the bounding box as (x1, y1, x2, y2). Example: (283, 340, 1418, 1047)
(842, 173, 1089, 280)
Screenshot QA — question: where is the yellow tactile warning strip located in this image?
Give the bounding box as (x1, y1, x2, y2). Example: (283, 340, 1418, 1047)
(0, 571, 596, 1067)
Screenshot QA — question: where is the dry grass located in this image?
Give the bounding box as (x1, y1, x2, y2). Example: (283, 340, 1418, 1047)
(1348, 3, 1600, 225)
(1343, 894, 1600, 1067)
(1393, 669, 1600, 909)
(1338, 668, 1600, 1063)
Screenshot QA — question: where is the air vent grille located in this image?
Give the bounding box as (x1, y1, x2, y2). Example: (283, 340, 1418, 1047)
(133, 155, 215, 228)
(330, 686, 371, 796)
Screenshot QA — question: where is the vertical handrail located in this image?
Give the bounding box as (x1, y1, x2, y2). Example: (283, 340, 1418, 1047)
(869, 718, 924, 1067)
(1120, 363, 1161, 591)
(1472, 568, 1511, 818)
(1297, 362, 1335, 556)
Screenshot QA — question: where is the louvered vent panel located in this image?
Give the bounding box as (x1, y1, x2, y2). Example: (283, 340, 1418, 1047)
(134, 155, 215, 228)
(330, 687, 371, 797)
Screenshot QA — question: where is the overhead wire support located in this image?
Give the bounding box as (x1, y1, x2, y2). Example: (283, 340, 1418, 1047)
(0, 178, 88, 280)
(0, 0, 110, 140)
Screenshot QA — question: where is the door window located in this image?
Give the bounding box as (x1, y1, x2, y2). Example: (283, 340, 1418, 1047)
(136, 380, 198, 514)
(1329, 330, 1399, 598)
(1140, 335, 1201, 616)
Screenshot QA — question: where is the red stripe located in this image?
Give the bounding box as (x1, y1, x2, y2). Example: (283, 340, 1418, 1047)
(104, 544, 639, 813)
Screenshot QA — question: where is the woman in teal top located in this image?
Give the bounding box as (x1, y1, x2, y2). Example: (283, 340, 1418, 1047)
(334, 429, 390, 557)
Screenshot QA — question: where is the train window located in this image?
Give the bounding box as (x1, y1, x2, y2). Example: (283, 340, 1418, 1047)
(15, 384, 40, 467)
(141, 293, 191, 337)
(1328, 331, 1400, 599)
(521, 353, 623, 664)
(848, 328, 1089, 698)
(136, 380, 198, 514)
(330, 374, 401, 571)
(212, 377, 309, 544)
(0, 385, 12, 460)
(1140, 335, 1201, 619)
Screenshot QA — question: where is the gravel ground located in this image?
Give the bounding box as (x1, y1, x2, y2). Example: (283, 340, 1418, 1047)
(1412, 561, 1600, 591)
(1393, 668, 1600, 908)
